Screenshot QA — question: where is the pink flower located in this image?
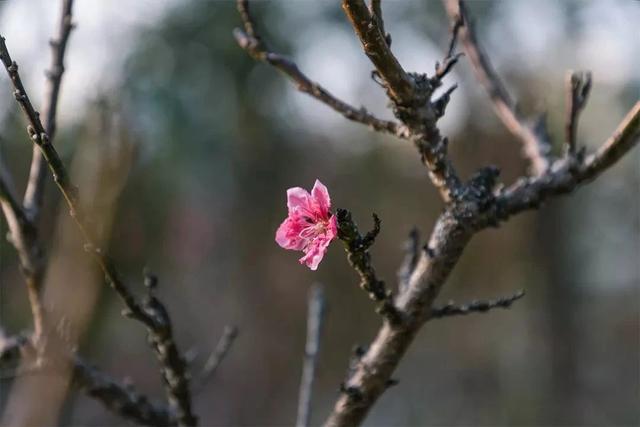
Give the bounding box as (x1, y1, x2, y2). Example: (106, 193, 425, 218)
(275, 179, 338, 270)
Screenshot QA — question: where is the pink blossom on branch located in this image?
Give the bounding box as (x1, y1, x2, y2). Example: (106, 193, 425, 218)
(275, 179, 338, 270)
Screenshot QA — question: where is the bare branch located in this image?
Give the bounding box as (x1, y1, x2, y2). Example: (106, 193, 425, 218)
(124, 271, 196, 426)
(194, 325, 238, 391)
(336, 209, 402, 324)
(0, 38, 196, 427)
(494, 101, 640, 221)
(341, 0, 415, 105)
(431, 290, 525, 319)
(233, 0, 406, 138)
(580, 101, 639, 181)
(443, 0, 550, 175)
(564, 70, 592, 154)
(340, 0, 464, 201)
(434, 11, 464, 81)
(0, 154, 46, 339)
(296, 284, 326, 427)
(325, 96, 639, 425)
(23, 0, 75, 220)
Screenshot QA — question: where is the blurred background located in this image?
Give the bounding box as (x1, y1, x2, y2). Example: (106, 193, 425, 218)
(0, 0, 638, 425)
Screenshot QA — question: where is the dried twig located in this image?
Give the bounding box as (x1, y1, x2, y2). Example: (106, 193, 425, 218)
(194, 325, 238, 391)
(431, 290, 525, 318)
(296, 284, 326, 427)
(233, 0, 406, 138)
(23, 0, 75, 220)
(0, 37, 196, 427)
(434, 11, 464, 81)
(443, 0, 550, 175)
(564, 71, 592, 154)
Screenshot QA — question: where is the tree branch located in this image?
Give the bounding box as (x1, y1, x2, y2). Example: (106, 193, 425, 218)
(341, 0, 414, 105)
(443, 0, 550, 175)
(296, 284, 326, 427)
(336, 209, 402, 324)
(431, 290, 525, 319)
(493, 101, 639, 222)
(340, 0, 464, 202)
(233, 0, 407, 139)
(0, 37, 196, 427)
(23, 0, 75, 221)
(325, 100, 638, 427)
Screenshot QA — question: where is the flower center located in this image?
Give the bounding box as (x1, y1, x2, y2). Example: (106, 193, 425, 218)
(299, 218, 329, 240)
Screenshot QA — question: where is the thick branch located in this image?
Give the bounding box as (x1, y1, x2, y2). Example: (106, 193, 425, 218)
(326, 204, 477, 427)
(0, 38, 196, 427)
(233, 0, 406, 138)
(325, 97, 638, 424)
(23, 0, 75, 220)
(431, 290, 525, 318)
(443, 0, 550, 175)
(296, 284, 326, 427)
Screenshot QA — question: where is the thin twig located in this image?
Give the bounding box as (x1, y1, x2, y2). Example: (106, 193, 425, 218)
(23, 0, 75, 220)
(233, 0, 406, 138)
(564, 70, 592, 154)
(296, 284, 326, 427)
(336, 209, 402, 324)
(434, 11, 464, 81)
(431, 290, 525, 318)
(580, 101, 640, 180)
(443, 0, 550, 175)
(194, 325, 238, 391)
(0, 38, 196, 427)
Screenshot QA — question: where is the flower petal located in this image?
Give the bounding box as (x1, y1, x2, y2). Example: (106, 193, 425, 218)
(275, 217, 306, 250)
(326, 215, 338, 240)
(299, 235, 332, 270)
(286, 187, 311, 215)
(311, 179, 331, 215)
